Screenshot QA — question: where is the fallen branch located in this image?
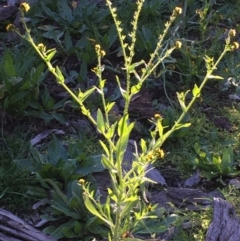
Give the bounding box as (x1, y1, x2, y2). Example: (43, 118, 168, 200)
(0, 208, 56, 241)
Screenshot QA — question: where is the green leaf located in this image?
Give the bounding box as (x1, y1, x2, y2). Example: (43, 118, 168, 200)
(192, 84, 200, 97)
(8, 91, 28, 105)
(176, 91, 190, 112)
(116, 115, 134, 158)
(4, 51, 16, 77)
(47, 136, 68, 165)
(83, 194, 114, 227)
(207, 75, 224, 80)
(105, 122, 117, 139)
(32, 63, 45, 85)
(140, 139, 147, 153)
(64, 30, 73, 51)
(79, 61, 88, 82)
(128, 60, 145, 73)
(57, 0, 73, 23)
(45, 178, 68, 203)
(78, 87, 95, 102)
(74, 221, 83, 235)
(174, 122, 191, 131)
(107, 188, 117, 202)
(56, 66, 65, 83)
(131, 82, 142, 95)
(101, 155, 116, 171)
(61, 161, 77, 184)
(97, 108, 105, 133)
(105, 102, 115, 113)
(99, 140, 109, 156)
(46, 49, 57, 62)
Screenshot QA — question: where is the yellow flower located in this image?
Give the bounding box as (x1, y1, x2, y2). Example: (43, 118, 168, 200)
(6, 24, 15, 31)
(232, 42, 239, 50)
(146, 151, 154, 161)
(100, 50, 106, 57)
(95, 44, 105, 57)
(154, 114, 162, 119)
(95, 44, 101, 53)
(79, 179, 85, 185)
(175, 40, 182, 49)
(228, 29, 236, 38)
(173, 7, 182, 16)
(20, 2, 30, 12)
(37, 43, 46, 53)
(155, 148, 165, 159)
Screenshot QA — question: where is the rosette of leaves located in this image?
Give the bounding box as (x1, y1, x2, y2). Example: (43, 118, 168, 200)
(0, 48, 44, 115)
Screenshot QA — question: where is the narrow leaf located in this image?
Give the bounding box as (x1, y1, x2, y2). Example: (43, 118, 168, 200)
(83, 194, 114, 227)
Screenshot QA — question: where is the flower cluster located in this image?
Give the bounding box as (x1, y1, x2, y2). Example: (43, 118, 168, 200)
(95, 44, 106, 57)
(145, 148, 165, 161)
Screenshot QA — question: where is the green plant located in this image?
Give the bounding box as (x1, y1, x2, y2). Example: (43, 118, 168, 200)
(0, 124, 36, 212)
(16, 135, 105, 239)
(192, 142, 240, 180)
(0, 47, 44, 115)
(27, 0, 116, 82)
(13, 0, 238, 240)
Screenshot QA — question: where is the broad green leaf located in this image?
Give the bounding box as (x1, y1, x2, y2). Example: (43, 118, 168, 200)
(47, 136, 68, 165)
(61, 161, 77, 184)
(32, 63, 45, 85)
(51, 113, 65, 124)
(57, 0, 73, 23)
(64, 30, 73, 51)
(45, 178, 68, 203)
(8, 91, 28, 105)
(40, 3, 59, 20)
(4, 51, 16, 77)
(51, 204, 81, 219)
(44, 97, 55, 111)
(74, 221, 83, 235)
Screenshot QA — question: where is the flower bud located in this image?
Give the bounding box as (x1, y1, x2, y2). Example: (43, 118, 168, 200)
(20, 2, 30, 12)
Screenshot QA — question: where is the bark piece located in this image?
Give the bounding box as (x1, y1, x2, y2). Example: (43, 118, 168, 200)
(184, 169, 201, 187)
(151, 188, 224, 211)
(206, 197, 240, 241)
(0, 208, 56, 241)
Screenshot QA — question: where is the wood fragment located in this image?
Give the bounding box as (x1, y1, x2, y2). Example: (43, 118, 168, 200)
(206, 197, 240, 241)
(0, 208, 56, 241)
